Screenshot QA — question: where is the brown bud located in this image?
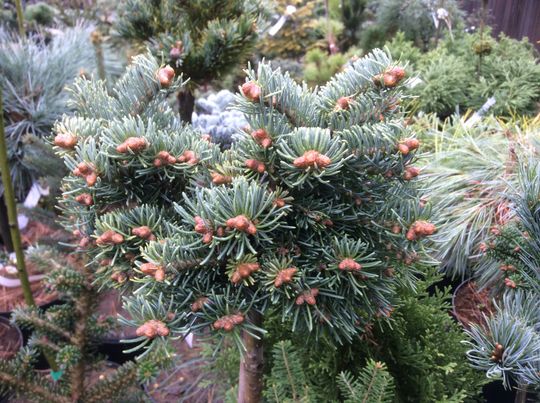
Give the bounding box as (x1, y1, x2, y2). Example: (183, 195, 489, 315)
(335, 97, 351, 110)
(241, 81, 261, 102)
(157, 65, 175, 87)
(54, 133, 77, 149)
(75, 193, 93, 206)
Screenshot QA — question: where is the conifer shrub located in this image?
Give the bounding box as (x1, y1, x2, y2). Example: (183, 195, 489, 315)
(361, 0, 463, 51)
(387, 31, 540, 117)
(55, 49, 436, 401)
(260, 268, 486, 402)
(303, 47, 360, 87)
(0, 247, 148, 402)
(464, 160, 540, 391)
(0, 23, 121, 201)
(115, 0, 266, 121)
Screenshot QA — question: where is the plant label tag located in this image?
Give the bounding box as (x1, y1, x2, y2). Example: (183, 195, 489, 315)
(51, 370, 63, 381)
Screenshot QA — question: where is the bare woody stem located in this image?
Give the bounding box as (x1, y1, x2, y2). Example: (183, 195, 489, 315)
(70, 286, 93, 401)
(237, 310, 264, 403)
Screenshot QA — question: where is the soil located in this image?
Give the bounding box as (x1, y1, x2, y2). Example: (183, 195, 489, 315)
(0, 219, 71, 314)
(146, 338, 224, 403)
(0, 265, 57, 314)
(0, 317, 22, 360)
(96, 290, 138, 340)
(20, 220, 70, 248)
(452, 281, 494, 329)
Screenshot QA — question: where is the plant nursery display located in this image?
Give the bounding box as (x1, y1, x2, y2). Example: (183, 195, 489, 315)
(388, 31, 540, 117)
(1, 0, 540, 401)
(360, 0, 463, 51)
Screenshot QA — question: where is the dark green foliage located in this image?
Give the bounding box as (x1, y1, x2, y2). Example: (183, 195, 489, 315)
(259, 268, 484, 402)
(116, 0, 265, 86)
(337, 361, 395, 403)
(263, 339, 395, 402)
(366, 269, 486, 402)
(364, 0, 463, 50)
(339, 0, 368, 49)
(264, 340, 316, 402)
(391, 31, 540, 117)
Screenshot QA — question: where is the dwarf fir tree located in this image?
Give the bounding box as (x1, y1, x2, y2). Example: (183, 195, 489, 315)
(55, 50, 436, 401)
(115, 0, 266, 122)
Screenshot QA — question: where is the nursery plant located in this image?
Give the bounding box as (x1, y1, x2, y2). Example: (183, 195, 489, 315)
(361, 0, 463, 51)
(54, 49, 436, 402)
(303, 47, 360, 87)
(0, 246, 150, 402)
(464, 160, 540, 393)
(387, 31, 540, 117)
(115, 0, 266, 122)
(259, 267, 485, 402)
(0, 86, 146, 402)
(419, 115, 538, 279)
(0, 22, 122, 251)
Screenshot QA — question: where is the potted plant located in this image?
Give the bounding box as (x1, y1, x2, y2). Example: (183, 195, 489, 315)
(96, 290, 139, 364)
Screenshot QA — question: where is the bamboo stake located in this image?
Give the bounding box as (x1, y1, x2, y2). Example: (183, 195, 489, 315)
(14, 0, 25, 38)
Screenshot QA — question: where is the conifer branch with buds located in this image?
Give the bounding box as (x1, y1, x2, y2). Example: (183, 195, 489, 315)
(55, 49, 437, 401)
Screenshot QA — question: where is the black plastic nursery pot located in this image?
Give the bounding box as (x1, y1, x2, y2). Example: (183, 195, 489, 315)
(426, 274, 462, 297)
(98, 337, 140, 364)
(482, 380, 537, 403)
(96, 290, 139, 364)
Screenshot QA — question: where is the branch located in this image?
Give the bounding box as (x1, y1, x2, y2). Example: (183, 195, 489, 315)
(0, 371, 70, 403)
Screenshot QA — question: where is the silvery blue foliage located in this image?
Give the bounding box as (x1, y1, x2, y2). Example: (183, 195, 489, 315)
(192, 89, 248, 149)
(0, 22, 124, 199)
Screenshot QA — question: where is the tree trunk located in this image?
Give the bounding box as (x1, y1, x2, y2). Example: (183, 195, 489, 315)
(0, 195, 14, 252)
(237, 311, 264, 403)
(177, 89, 195, 123)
